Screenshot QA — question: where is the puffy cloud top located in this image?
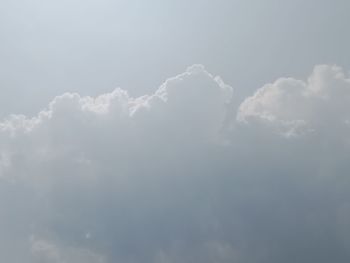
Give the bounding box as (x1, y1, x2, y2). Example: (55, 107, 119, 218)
(1, 65, 350, 263)
(238, 65, 350, 137)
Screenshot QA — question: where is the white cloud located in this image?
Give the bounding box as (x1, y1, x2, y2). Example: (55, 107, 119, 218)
(237, 65, 350, 138)
(1, 65, 350, 262)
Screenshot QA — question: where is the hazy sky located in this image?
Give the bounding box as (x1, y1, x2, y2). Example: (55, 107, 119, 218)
(2, 1, 350, 263)
(1, 0, 350, 116)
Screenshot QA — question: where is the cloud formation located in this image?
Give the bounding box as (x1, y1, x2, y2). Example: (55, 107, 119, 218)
(1, 64, 350, 262)
(238, 65, 350, 138)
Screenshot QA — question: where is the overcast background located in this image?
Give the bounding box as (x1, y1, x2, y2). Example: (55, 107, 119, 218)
(2, 1, 350, 263)
(1, 0, 350, 117)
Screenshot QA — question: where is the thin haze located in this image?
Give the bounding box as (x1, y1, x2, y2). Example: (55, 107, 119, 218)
(1, 0, 350, 116)
(1, 1, 350, 263)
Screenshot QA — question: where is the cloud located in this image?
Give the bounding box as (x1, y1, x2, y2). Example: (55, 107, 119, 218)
(237, 64, 350, 138)
(31, 238, 106, 263)
(1, 64, 350, 262)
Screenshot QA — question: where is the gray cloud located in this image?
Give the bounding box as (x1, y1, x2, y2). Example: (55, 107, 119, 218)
(1, 65, 350, 262)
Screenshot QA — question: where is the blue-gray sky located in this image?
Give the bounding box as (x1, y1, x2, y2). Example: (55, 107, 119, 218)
(1, 0, 350, 116)
(2, 1, 350, 263)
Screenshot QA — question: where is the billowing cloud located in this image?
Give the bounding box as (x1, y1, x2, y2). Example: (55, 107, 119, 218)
(238, 65, 350, 138)
(1, 64, 350, 263)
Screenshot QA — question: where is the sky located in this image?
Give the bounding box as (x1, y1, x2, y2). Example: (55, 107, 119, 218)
(1, 0, 350, 116)
(1, 0, 350, 262)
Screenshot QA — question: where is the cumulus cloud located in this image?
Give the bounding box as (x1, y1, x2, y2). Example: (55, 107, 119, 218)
(238, 65, 350, 138)
(1, 64, 350, 263)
